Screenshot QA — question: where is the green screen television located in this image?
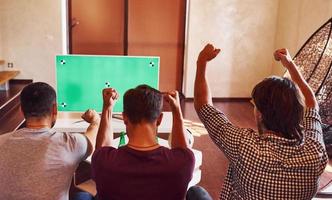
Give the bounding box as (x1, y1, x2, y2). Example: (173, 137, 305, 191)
(56, 55, 159, 112)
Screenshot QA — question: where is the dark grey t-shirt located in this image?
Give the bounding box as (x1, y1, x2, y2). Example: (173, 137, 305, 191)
(0, 128, 89, 200)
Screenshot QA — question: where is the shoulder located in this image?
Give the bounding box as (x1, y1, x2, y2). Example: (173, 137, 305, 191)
(170, 147, 194, 155)
(0, 131, 14, 142)
(48, 131, 90, 161)
(165, 148, 196, 175)
(50, 131, 88, 147)
(92, 146, 117, 163)
(166, 147, 195, 164)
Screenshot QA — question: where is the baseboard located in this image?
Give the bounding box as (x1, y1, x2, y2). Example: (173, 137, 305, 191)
(9, 79, 33, 84)
(184, 97, 251, 102)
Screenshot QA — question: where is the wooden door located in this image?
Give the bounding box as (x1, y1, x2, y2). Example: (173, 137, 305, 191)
(69, 0, 186, 91)
(70, 0, 125, 55)
(128, 0, 186, 92)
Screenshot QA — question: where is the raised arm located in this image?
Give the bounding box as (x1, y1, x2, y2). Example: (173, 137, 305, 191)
(81, 109, 100, 155)
(194, 44, 247, 162)
(194, 44, 221, 112)
(274, 48, 318, 109)
(95, 88, 119, 150)
(164, 91, 188, 149)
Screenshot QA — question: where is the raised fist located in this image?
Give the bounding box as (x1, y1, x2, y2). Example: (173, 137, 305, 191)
(198, 43, 221, 63)
(81, 109, 100, 124)
(102, 88, 119, 109)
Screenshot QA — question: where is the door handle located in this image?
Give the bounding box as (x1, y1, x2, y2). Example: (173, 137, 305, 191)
(71, 18, 80, 28)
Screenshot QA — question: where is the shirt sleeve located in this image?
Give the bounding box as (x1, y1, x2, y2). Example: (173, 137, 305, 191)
(303, 107, 324, 144)
(198, 104, 250, 162)
(170, 148, 195, 184)
(55, 132, 90, 166)
(302, 107, 328, 174)
(68, 133, 90, 162)
(91, 147, 117, 181)
(171, 148, 195, 166)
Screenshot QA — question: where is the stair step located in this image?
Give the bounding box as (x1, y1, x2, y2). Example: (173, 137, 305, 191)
(0, 103, 25, 134)
(0, 80, 28, 109)
(0, 80, 32, 134)
(0, 92, 20, 121)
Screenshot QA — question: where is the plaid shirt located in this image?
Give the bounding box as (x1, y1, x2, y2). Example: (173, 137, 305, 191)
(198, 104, 328, 200)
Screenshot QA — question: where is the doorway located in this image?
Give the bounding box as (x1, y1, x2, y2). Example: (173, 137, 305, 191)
(68, 0, 187, 92)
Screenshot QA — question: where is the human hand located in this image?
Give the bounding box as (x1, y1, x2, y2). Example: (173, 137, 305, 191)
(274, 48, 294, 68)
(163, 90, 181, 112)
(197, 43, 221, 63)
(102, 88, 119, 109)
(81, 109, 100, 124)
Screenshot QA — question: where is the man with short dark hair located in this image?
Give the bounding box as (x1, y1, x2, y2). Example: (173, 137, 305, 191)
(0, 82, 100, 200)
(92, 85, 195, 200)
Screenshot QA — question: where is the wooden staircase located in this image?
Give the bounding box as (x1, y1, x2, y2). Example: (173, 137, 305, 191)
(0, 60, 32, 134)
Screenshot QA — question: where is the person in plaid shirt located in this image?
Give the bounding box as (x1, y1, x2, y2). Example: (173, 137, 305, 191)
(194, 44, 328, 199)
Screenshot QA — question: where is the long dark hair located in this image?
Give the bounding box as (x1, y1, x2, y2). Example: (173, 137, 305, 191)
(252, 76, 304, 141)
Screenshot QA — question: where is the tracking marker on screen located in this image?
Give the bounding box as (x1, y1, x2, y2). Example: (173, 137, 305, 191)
(60, 60, 66, 65)
(60, 102, 67, 108)
(105, 81, 111, 88)
(149, 61, 155, 67)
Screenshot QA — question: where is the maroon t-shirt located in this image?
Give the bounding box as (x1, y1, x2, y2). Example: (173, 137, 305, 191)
(91, 146, 195, 200)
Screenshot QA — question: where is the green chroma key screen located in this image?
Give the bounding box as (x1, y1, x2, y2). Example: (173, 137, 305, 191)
(56, 55, 159, 112)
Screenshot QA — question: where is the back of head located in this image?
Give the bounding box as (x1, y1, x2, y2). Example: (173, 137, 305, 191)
(123, 84, 162, 124)
(252, 76, 304, 140)
(20, 82, 56, 118)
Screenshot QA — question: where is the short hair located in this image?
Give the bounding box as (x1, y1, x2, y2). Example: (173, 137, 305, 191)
(123, 84, 162, 124)
(20, 82, 56, 118)
(251, 76, 304, 140)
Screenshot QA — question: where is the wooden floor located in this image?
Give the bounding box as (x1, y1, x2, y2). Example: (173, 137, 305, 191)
(181, 100, 256, 199)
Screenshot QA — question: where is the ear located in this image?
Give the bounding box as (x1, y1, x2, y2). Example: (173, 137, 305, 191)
(255, 108, 263, 121)
(20, 105, 24, 117)
(156, 112, 163, 126)
(122, 112, 128, 125)
(52, 103, 58, 117)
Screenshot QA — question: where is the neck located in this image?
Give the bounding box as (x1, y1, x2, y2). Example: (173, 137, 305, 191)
(258, 123, 284, 138)
(26, 117, 53, 129)
(126, 122, 160, 151)
(264, 130, 283, 137)
(257, 121, 267, 135)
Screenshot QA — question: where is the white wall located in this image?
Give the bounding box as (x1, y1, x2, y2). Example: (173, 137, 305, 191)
(183, 0, 280, 97)
(0, 2, 3, 69)
(0, 0, 330, 96)
(273, 0, 332, 75)
(183, 0, 332, 98)
(0, 0, 63, 87)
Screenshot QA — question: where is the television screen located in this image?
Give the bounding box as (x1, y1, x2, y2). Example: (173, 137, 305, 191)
(56, 55, 159, 112)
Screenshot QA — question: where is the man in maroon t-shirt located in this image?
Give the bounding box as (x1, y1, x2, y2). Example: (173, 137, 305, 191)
(92, 85, 195, 200)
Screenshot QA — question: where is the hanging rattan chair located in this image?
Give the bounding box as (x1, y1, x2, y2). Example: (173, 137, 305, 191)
(291, 17, 332, 124)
